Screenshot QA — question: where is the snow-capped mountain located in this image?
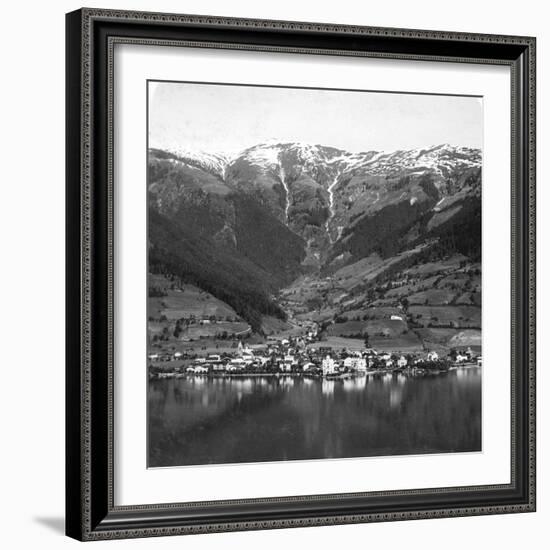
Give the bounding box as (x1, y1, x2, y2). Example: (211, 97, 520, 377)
(148, 141, 481, 334)
(331, 143, 481, 179)
(162, 141, 480, 184)
(149, 141, 481, 270)
(162, 146, 232, 180)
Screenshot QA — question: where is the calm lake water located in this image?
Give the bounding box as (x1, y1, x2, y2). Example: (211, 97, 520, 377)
(148, 368, 481, 467)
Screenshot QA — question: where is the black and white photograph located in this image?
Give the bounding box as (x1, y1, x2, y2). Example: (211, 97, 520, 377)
(147, 81, 483, 468)
(0, 0, 542, 546)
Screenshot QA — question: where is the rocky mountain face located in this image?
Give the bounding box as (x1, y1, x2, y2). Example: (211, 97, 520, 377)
(148, 142, 481, 336)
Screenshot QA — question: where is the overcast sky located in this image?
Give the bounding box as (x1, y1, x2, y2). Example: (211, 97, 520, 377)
(148, 80, 482, 155)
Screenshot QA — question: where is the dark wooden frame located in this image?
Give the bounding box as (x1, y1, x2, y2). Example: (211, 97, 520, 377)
(66, 7, 536, 541)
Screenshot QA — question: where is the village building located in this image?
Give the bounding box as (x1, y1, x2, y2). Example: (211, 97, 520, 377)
(343, 356, 367, 372)
(427, 351, 439, 362)
(284, 354, 298, 365)
(322, 356, 337, 376)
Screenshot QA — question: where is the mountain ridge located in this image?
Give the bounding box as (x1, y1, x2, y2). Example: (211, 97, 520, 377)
(157, 141, 481, 185)
(148, 141, 481, 335)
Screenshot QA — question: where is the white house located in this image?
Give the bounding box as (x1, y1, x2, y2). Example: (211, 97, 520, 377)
(397, 355, 408, 368)
(343, 357, 367, 372)
(390, 315, 403, 321)
(427, 351, 439, 362)
(279, 362, 292, 372)
(229, 358, 245, 370)
(322, 356, 337, 376)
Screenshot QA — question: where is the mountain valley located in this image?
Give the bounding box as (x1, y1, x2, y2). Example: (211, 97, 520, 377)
(148, 142, 482, 354)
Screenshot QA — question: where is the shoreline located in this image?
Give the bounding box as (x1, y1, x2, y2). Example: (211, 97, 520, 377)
(151, 364, 481, 380)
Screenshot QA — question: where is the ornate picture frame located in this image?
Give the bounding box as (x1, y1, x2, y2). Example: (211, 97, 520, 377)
(66, 8, 536, 541)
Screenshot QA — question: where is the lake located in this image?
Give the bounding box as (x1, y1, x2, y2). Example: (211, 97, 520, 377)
(148, 368, 481, 467)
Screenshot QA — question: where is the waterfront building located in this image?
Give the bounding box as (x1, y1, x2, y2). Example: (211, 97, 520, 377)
(322, 355, 337, 376)
(343, 357, 367, 371)
(284, 354, 298, 365)
(230, 358, 246, 369)
(427, 351, 439, 362)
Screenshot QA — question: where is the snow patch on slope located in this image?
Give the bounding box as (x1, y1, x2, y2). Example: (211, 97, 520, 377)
(165, 147, 232, 179)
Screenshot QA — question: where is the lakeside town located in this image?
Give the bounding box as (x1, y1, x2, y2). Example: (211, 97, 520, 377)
(148, 249, 482, 383)
(149, 330, 482, 379)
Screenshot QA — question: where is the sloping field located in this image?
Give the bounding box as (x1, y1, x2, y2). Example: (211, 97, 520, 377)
(409, 305, 481, 327)
(408, 289, 457, 305)
(404, 254, 468, 276)
(150, 284, 238, 321)
(416, 328, 481, 348)
(332, 243, 433, 291)
(370, 332, 423, 352)
(328, 318, 408, 338)
(184, 321, 250, 339)
(342, 306, 402, 320)
(308, 337, 367, 352)
(260, 315, 293, 336)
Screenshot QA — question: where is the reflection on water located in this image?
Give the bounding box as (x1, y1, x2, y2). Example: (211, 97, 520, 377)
(148, 369, 481, 467)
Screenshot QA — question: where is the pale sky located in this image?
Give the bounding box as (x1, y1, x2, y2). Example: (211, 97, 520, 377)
(148, 80, 482, 155)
